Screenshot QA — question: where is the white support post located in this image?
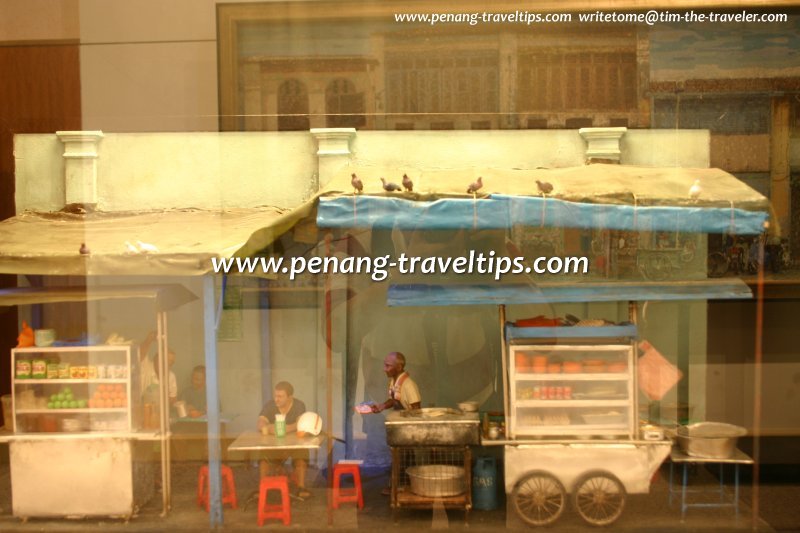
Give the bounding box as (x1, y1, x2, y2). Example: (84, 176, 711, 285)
(311, 128, 356, 189)
(579, 127, 627, 163)
(203, 274, 224, 526)
(56, 131, 104, 206)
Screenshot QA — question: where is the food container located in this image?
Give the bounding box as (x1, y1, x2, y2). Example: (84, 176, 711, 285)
(531, 355, 548, 367)
(457, 401, 479, 412)
(46, 362, 59, 379)
(58, 362, 71, 379)
(60, 418, 85, 432)
(562, 361, 582, 373)
(175, 401, 188, 418)
(676, 422, 747, 459)
(406, 465, 466, 497)
(607, 361, 627, 373)
(581, 412, 625, 425)
(641, 424, 664, 441)
(546, 362, 561, 373)
(582, 360, 607, 373)
(34, 329, 56, 347)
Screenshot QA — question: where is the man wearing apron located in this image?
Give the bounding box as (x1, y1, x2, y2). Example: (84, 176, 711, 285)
(371, 352, 422, 412)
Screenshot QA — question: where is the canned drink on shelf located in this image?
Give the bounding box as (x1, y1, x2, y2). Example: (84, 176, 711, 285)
(46, 362, 59, 379)
(564, 386, 572, 400)
(32, 359, 47, 379)
(555, 386, 564, 400)
(69, 366, 81, 379)
(15, 358, 31, 379)
(58, 362, 70, 379)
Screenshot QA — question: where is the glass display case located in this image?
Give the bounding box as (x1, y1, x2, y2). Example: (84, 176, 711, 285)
(11, 345, 136, 435)
(507, 327, 637, 439)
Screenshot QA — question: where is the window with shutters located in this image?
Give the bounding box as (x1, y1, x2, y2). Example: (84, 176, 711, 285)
(277, 79, 310, 131)
(517, 51, 637, 112)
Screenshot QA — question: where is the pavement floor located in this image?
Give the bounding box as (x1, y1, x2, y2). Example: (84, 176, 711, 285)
(0, 459, 798, 532)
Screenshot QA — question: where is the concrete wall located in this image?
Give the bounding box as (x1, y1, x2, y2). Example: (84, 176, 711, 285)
(15, 132, 317, 212)
(15, 128, 710, 213)
(352, 129, 710, 171)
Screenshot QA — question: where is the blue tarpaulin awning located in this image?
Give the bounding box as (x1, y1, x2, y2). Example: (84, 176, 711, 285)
(316, 164, 771, 235)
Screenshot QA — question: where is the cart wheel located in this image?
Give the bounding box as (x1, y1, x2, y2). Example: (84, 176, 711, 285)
(572, 471, 626, 527)
(511, 470, 566, 526)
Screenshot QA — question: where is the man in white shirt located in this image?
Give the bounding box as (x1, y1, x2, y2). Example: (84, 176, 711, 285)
(139, 331, 178, 406)
(371, 352, 421, 412)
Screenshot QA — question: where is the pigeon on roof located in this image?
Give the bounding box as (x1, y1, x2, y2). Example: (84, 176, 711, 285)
(381, 177, 402, 192)
(689, 180, 702, 201)
(467, 177, 483, 195)
(402, 173, 413, 193)
(536, 180, 554, 195)
(351, 173, 363, 194)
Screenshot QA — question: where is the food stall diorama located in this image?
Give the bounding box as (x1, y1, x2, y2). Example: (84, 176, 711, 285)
(0, 206, 301, 525)
(0, 285, 195, 520)
(316, 163, 770, 526)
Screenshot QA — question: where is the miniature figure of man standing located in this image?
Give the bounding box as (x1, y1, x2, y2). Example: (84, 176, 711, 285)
(371, 352, 422, 412)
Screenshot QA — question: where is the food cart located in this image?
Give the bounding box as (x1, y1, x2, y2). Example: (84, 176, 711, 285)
(313, 163, 771, 527)
(388, 279, 756, 526)
(0, 284, 195, 520)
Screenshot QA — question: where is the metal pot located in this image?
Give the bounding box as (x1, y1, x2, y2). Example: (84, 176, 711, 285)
(406, 465, 466, 497)
(676, 422, 747, 459)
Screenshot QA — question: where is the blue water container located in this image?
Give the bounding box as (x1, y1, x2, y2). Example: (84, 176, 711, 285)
(472, 456, 498, 510)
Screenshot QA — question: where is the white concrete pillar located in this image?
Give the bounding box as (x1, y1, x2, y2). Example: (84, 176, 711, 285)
(310, 128, 355, 189)
(56, 131, 104, 206)
(579, 127, 627, 163)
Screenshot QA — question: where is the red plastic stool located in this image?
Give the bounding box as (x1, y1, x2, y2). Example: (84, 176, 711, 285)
(197, 464, 238, 512)
(332, 462, 364, 510)
(258, 476, 291, 526)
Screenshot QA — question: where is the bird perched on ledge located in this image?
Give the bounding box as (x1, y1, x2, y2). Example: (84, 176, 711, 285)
(381, 177, 402, 192)
(467, 176, 483, 195)
(351, 173, 363, 194)
(536, 180, 554, 196)
(689, 179, 702, 201)
(402, 173, 413, 192)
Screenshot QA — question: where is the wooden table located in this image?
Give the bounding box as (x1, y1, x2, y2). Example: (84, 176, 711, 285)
(228, 432, 325, 508)
(227, 431, 323, 452)
(668, 448, 754, 519)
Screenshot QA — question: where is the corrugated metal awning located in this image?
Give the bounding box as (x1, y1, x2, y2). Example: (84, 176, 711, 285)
(0, 203, 315, 276)
(0, 284, 197, 310)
